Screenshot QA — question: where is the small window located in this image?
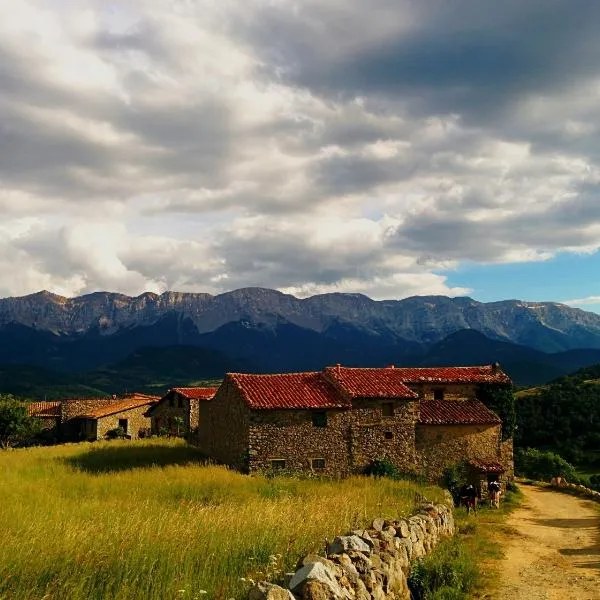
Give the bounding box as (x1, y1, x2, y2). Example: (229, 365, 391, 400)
(118, 418, 128, 433)
(433, 389, 445, 401)
(270, 459, 286, 470)
(311, 411, 328, 427)
(311, 458, 326, 470)
(382, 402, 394, 417)
(384, 431, 394, 440)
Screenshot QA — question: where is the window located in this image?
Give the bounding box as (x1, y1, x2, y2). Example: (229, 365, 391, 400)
(384, 431, 394, 440)
(311, 411, 328, 427)
(433, 389, 445, 401)
(382, 402, 394, 417)
(118, 418, 128, 433)
(311, 458, 326, 470)
(270, 459, 286, 470)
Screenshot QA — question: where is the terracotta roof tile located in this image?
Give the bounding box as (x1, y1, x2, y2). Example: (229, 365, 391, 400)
(171, 387, 219, 400)
(229, 372, 349, 410)
(386, 365, 511, 384)
(468, 459, 505, 473)
(80, 395, 159, 419)
(419, 400, 501, 425)
(26, 401, 61, 417)
(323, 367, 418, 399)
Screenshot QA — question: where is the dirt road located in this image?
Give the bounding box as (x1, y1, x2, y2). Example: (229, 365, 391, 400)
(491, 485, 599, 600)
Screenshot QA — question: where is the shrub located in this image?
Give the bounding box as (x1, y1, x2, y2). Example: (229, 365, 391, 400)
(442, 461, 469, 506)
(589, 475, 600, 491)
(105, 427, 126, 440)
(364, 459, 400, 479)
(0, 396, 43, 448)
(515, 447, 578, 482)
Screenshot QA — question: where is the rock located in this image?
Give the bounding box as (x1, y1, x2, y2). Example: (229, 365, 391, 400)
(346, 550, 373, 575)
(372, 518, 386, 531)
(383, 525, 397, 537)
(300, 580, 338, 600)
(298, 554, 338, 572)
(289, 562, 348, 599)
(327, 535, 371, 556)
(350, 529, 375, 547)
(396, 520, 410, 538)
(248, 582, 296, 600)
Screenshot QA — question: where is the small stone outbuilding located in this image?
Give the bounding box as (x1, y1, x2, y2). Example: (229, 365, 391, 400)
(147, 387, 217, 438)
(77, 394, 159, 441)
(194, 364, 514, 483)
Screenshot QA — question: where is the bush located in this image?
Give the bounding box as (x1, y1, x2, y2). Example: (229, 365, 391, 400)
(364, 459, 400, 479)
(442, 461, 469, 507)
(589, 475, 600, 491)
(515, 448, 578, 482)
(106, 427, 126, 440)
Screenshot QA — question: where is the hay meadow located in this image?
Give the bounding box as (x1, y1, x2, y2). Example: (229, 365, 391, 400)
(0, 439, 445, 600)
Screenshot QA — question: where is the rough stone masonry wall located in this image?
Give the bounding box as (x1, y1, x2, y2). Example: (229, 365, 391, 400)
(248, 409, 351, 476)
(150, 395, 189, 435)
(60, 398, 122, 440)
(348, 399, 418, 475)
(195, 378, 250, 472)
(249, 501, 455, 600)
(95, 404, 153, 440)
(416, 423, 502, 481)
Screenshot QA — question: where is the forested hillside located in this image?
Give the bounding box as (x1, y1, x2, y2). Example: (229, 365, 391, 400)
(516, 364, 600, 468)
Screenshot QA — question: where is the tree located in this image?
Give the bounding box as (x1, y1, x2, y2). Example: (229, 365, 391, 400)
(477, 384, 516, 441)
(0, 395, 43, 448)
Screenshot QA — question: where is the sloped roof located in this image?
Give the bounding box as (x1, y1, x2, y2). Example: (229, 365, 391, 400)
(80, 395, 159, 419)
(468, 459, 505, 473)
(323, 366, 419, 399)
(228, 372, 349, 410)
(385, 365, 511, 384)
(171, 387, 219, 400)
(26, 401, 61, 418)
(419, 400, 501, 425)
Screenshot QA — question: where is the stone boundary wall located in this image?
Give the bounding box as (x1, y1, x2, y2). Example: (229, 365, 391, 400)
(550, 478, 600, 502)
(249, 500, 455, 600)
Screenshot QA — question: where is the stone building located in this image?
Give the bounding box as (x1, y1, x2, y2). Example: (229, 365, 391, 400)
(146, 387, 218, 438)
(25, 393, 159, 442)
(194, 364, 513, 483)
(76, 394, 159, 441)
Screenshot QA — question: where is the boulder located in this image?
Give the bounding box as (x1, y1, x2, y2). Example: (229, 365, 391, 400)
(349, 529, 375, 548)
(327, 535, 371, 556)
(395, 520, 410, 538)
(289, 562, 348, 599)
(248, 582, 296, 600)
(372, 518, 386, 531)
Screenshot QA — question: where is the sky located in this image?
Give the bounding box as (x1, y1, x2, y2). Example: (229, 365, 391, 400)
(2, 1, 600, 313)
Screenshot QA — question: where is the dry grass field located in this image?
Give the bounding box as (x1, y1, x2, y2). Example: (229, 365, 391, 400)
(0, 439, 445, 600)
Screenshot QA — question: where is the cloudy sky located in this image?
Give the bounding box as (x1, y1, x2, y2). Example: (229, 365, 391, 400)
(3, 1, 600, 312)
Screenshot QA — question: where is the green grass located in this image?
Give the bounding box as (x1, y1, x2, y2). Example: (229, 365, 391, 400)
(0, 439, 445, 600)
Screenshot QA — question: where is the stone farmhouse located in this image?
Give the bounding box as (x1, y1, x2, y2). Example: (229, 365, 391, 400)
(193, 364, 513, 484)
(146, 387, 218, 438)
(27, 393, 159, 442)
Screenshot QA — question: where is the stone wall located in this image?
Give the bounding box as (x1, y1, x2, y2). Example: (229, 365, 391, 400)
(94, 404, 153, 440)
(248, 409, 351, 476)
(348, 399, 418, 474)
(60, 398, 122, 440)
(500, 438, 514, 480)
(196, 377, 250, 471)
(150, 394, 189, 436)
(409, 383, 478, 401)
(249, 501, 455, 600)
(416, 423, 502, 481)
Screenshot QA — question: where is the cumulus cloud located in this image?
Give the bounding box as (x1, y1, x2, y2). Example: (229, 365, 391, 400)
(2, 0, 600, 300)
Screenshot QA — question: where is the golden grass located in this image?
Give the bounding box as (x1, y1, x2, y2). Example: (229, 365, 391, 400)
(0, 439, 444, 600)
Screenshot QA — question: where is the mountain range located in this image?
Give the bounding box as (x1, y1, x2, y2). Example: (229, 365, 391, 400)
(2, 287, 600, 397)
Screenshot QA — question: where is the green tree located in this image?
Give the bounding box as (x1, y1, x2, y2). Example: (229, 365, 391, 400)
(476, 384, 516, 441)
(0, 395, 43, 448)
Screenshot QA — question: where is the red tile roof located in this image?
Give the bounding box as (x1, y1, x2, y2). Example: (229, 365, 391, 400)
(80, 395, 159, 419)
(323, 366, 418, 399)
(384, 365, 511, 384)
(228, 372, 349, 410)
(419, 400, 501, 425)
(26, 401, 61, 418)
(468, 459, 505, 473)
(171, 387, 219, 400)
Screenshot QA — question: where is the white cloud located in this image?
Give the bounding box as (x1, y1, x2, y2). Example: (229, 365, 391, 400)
(2, 0, 600, 300)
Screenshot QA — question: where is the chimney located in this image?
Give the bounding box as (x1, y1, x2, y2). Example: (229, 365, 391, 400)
(387, 364, 395, 369)
(491, 362, 500, 373)
(336, 363, 341, 374)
